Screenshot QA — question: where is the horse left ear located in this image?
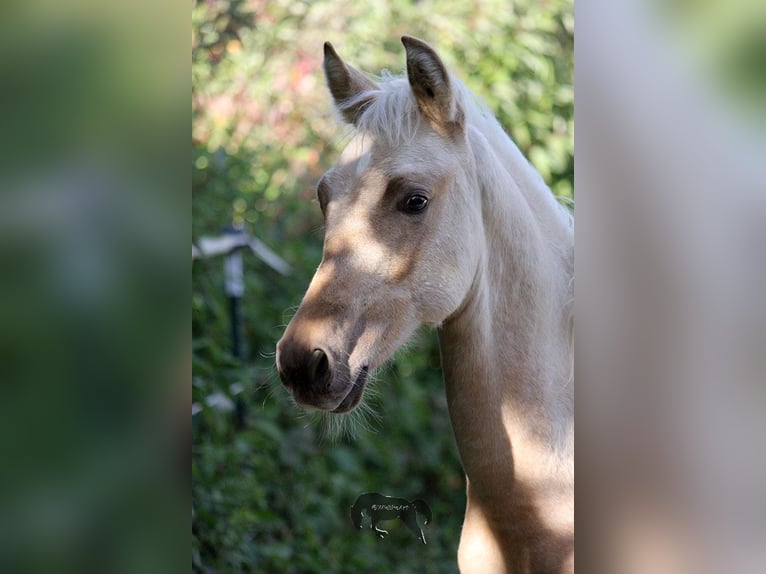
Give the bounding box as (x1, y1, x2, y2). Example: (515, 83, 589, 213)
(402, 36, 463, 132)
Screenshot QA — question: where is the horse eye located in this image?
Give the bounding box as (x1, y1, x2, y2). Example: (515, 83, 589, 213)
(402, 194, 429, 214)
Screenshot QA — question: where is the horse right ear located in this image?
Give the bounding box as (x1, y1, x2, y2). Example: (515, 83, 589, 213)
(402, 36, 462, 132)
(323, 42, 378, 125)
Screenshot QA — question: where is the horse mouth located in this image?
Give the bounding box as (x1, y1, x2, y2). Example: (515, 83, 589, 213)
(332, 366, 369, 413)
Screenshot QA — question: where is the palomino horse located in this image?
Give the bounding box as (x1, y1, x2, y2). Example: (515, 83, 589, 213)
(277, 37, 574, 573)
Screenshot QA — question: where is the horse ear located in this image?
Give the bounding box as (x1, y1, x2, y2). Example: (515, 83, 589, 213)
(323, 42, 378, 125)
(401, 36, 462, 131)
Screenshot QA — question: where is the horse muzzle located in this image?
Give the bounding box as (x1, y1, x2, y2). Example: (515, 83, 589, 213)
(276, 337, 368, 412)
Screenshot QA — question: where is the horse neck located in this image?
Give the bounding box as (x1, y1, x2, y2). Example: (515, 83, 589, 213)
(439, 126, 573, 487)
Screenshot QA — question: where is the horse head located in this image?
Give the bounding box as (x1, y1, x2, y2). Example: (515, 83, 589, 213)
(276, 37, 483, 413)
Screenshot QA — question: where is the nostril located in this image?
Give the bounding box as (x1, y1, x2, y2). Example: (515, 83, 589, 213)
(310, 348, 331, 385)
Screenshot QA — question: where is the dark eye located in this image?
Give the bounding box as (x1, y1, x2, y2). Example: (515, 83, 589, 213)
(402, 193, 429, 214)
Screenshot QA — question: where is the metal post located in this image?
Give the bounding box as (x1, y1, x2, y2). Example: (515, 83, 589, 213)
(223, 223, 245, 359)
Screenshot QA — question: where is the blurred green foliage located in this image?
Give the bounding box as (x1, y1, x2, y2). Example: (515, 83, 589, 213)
(659, 0, 766, 122)
(192, 0, 572, 571)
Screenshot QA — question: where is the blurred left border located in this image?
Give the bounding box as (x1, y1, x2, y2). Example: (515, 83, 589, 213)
(0, 1, 189, 573)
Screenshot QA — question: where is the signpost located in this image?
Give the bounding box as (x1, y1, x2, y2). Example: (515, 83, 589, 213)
(193, 226, 291, 359)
